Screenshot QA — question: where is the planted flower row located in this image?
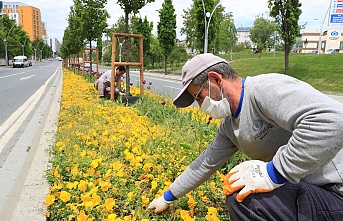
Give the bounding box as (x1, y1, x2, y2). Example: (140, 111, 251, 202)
(44, 69, 248, 220)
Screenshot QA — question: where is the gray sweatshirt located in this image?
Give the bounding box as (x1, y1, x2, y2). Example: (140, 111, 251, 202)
(170, 73, 343, 198)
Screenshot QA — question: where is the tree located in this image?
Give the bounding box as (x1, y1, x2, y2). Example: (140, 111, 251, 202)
(180, 5, 197, 55)
(60, 2, 86, 59)
(181, 0, 225, 54)
(250, 17, 277, 57)
(268, 0, 302, 75)
(157, 0, 176, 75)
(116, 0, 155, 95)
(131, 15, 153, 63)
(146, 36, 162, 68)
(74, 0, 109, 72)
(0, 16, 31, 61)
(218, 12, 237, 58)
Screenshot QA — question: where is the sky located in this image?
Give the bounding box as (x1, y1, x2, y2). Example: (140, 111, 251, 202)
(20, 0, 336, 43)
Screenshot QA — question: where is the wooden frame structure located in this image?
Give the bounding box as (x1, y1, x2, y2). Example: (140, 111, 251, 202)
(111, 33, 144, 100)
(69, 54, 82, 73)
(82, 47, 99, 77)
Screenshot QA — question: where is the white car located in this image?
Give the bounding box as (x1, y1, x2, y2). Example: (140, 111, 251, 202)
(13, 56, 30, 68)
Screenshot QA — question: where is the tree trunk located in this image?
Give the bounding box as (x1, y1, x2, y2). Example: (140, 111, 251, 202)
(89, 40, 93, 74)
(284, 43, 289, 75)
(164, 56, 167, 75)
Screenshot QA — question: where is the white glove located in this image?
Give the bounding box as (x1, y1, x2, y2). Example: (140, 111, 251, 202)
(223, 160, 283, 202)
(147, 196, 170, 214)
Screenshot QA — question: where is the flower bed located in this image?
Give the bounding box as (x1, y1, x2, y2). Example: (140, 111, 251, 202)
(44, 69, 248, 221)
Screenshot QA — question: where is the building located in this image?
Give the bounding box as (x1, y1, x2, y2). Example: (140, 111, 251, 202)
(0, 1, 47, 41)
(293, 28, 343, 54)
(236, 26, 255, 48)
(46, 37, 61, 57)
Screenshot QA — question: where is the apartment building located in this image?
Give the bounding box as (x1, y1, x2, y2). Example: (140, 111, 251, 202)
(0, 1, 47, 41)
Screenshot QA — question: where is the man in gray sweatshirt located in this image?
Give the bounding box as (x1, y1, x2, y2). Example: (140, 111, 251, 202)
(148, 53, 343, 220)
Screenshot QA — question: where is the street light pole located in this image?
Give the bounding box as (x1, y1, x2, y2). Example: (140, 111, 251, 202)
(201, 0, 222, 53)
(5, 24, 16, 66)
(117, 38, 125, 62)
(22, 36, 29, 56)
(316, 6, 330, 55)
(33, 38, 45, 61)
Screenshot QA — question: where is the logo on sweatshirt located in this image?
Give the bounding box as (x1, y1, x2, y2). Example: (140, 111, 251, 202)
(252, 119, 273, 140)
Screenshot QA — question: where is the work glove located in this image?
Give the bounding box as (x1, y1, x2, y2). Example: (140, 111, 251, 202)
(147, 196, 171, 214)
(222, 160, 283, 202)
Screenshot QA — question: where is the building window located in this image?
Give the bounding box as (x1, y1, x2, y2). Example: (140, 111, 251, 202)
(340, 42, 343, 49)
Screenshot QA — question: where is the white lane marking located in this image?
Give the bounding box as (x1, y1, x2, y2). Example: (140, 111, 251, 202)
(0, 72, 25, 79)
(20, 75, 35, 80)
(0, 68, 58, 152)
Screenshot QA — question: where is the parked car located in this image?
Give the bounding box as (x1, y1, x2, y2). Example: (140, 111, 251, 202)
(325, 49, 339, 54)
(13, 56, 30, 68)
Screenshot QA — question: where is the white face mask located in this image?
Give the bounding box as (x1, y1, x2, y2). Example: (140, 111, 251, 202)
(200, 81, 231, 119)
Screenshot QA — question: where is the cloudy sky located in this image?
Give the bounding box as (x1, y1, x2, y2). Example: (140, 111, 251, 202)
(21, 0, 334, 43)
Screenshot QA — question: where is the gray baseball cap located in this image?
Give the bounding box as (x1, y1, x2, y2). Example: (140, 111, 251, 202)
(173, 53, 228, 108)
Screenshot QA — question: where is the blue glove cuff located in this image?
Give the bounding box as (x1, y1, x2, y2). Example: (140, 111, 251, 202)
(267, 161, 288, 184)
(163, 190, 176, 202)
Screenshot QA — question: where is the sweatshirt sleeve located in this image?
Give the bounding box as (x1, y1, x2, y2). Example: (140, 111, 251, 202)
(252, 75, 343, 184)
(169, 120, 237, 198)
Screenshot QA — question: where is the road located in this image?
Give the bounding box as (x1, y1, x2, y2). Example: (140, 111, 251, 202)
(0, 60, 62, 220)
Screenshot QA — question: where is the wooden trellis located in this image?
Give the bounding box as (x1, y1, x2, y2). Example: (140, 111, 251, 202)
(82, 48, 99, 77)
(110, 33, 144, 100)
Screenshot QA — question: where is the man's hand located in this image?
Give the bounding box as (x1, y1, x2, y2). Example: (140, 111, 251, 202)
(222, 160, 283, 202)
(147, 196, 170, 214)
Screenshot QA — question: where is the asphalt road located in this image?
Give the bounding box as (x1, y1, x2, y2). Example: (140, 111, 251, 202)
(0, 60, 62, 220)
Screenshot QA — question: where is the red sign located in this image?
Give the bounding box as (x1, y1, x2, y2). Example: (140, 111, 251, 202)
(336, 9, 343, 13)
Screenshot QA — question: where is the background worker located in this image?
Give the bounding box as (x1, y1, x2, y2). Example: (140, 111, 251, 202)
(147, 53, 343, 220)
(94, 66, 126, 98)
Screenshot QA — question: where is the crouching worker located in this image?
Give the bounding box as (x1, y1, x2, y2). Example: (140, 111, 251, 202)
(94, 66, 126, 98)
(147, 53, 343, 220)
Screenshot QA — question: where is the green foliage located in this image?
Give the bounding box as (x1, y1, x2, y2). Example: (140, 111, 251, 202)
(193, 0, 216, 53)
(131, 15, 153, 60)
(0, 16, 33, 59)
(250, 17, 277, 54)
(218, 12, 237, 54)
(268, 0, 302, 74)
(157, 0, 177, 74)
(180, 4, 197, 54)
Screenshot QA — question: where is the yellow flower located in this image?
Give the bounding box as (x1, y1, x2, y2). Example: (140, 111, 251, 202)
(127, 192, 135, 199)
(180, 210, 194, 221)
(44, 194, 55, 206)
(107, 214, 117, 221)
(103, 198, 115, 213)
(205, 207, 220, 221)
(99, 180, 111, 191)
(186, 194, 197, 216)
(59, 191, 71, 203)
(78, 180, 87, 192)
(77, 210, 88, 221)
(71, 164, 79, 174)
(141, 195, 149, 206)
